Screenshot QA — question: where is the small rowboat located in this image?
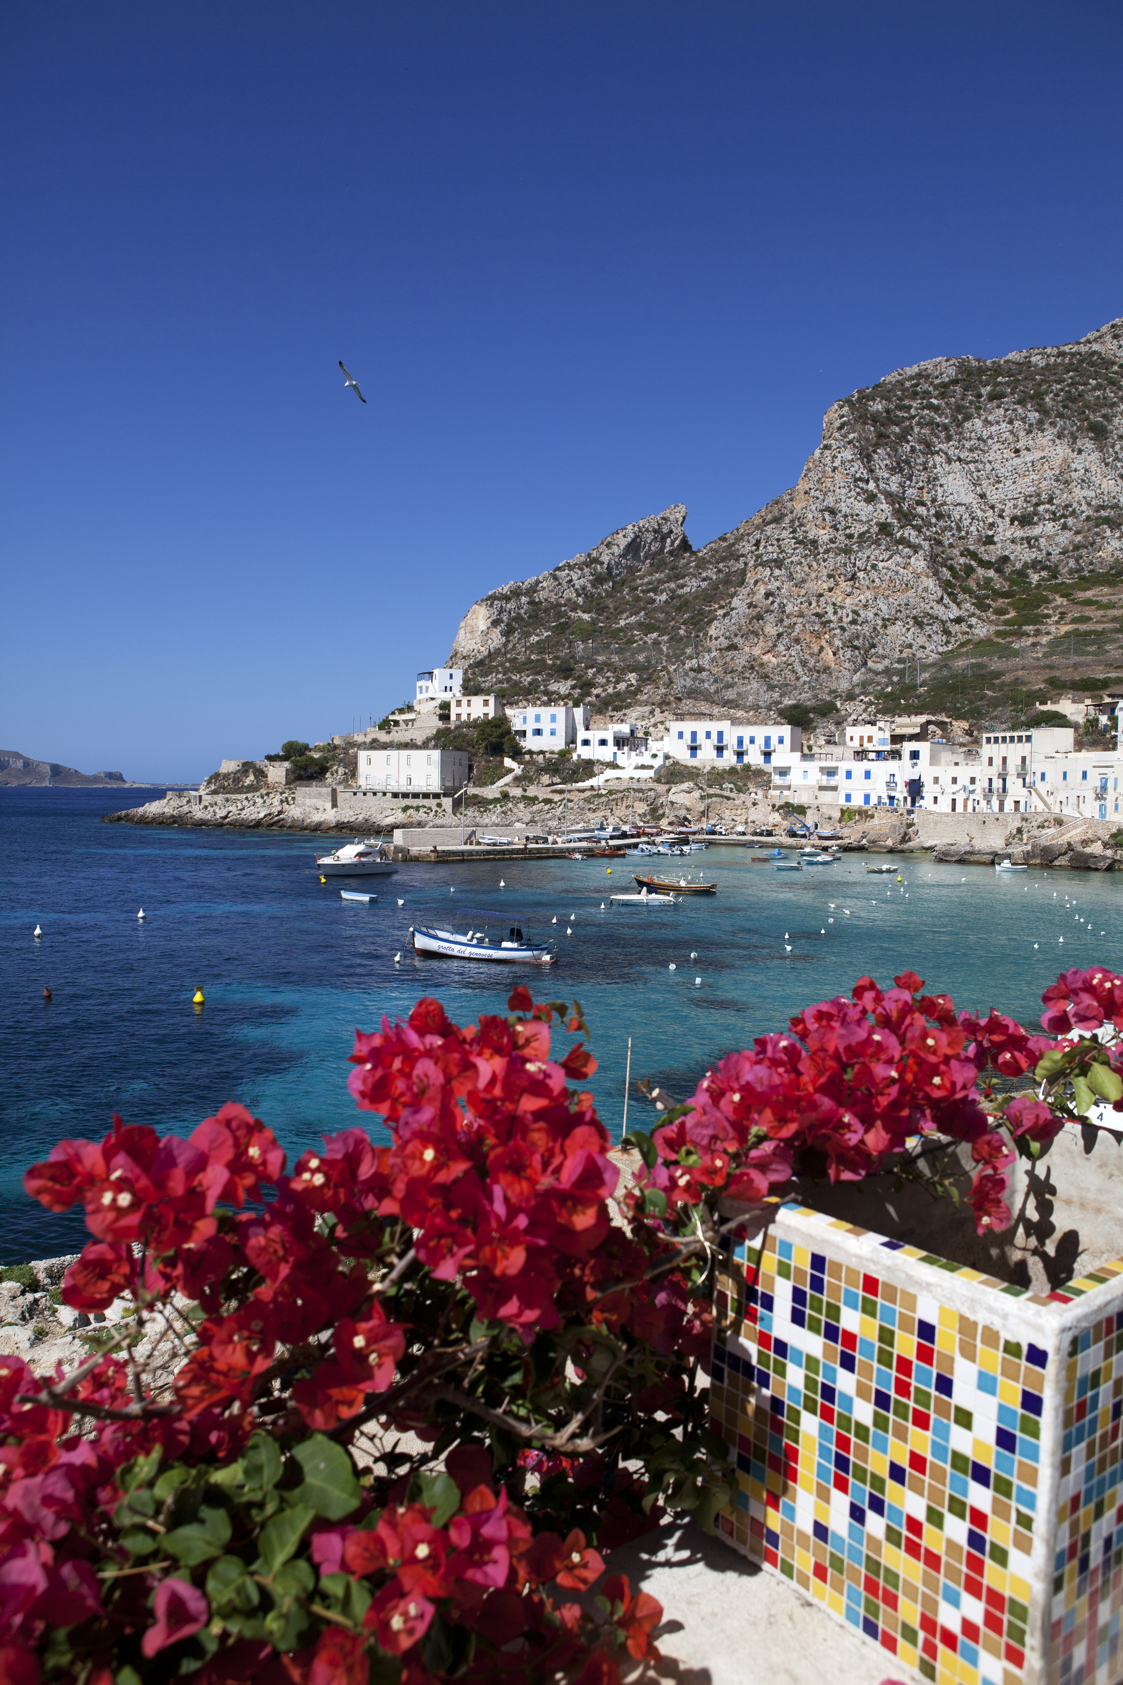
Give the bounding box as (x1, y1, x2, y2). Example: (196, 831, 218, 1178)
(994, 859, 1028, 872)
(774, 861, 802, 872)
(610, 891, 680, 906)
(633, 874, 717, 896)
(340, 890, 378, 903)
(411, 917, 556, 964)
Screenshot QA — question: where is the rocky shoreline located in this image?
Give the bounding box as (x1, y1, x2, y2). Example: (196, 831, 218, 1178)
(101, 789, 1123, 869)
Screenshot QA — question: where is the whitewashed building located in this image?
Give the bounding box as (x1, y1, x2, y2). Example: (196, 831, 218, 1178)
(663, 720, 802, 766)
(357, 748, 469, 798)
(575, 722, 650, 765)
(509, 704, 590, 752)
(451, 694, 505, 725)
(415, 667, 463, 704)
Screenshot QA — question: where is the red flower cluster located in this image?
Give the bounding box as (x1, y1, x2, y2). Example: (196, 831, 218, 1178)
(627, 969, 1106, 1239)
(1042, 966, 1123, 1035)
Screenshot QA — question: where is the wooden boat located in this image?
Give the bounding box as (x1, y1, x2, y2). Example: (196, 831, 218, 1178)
(633, 873, 717, 896)
(340, 890, 378, 903)
(411, 913, 556, 965)
(750, 857, 772, 863)
(609, 890, 680, 906)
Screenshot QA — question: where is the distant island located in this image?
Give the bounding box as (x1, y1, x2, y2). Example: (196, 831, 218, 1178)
(0, 751, 135, 787)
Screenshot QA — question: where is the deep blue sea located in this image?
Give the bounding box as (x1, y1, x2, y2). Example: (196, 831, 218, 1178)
(3, 788, 1121, 1261)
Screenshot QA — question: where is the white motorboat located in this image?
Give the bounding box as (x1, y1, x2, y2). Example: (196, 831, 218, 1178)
(411, 910, 556, 965)
(799, 851, 837, 865)
(995, 859, 1027, 872)
(609, 890, 680, 905)
(315, 840, 397, 878)
(340, 890, 377, 903)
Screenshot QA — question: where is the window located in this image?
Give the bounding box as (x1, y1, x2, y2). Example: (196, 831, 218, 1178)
(405, 776, 411, 787)
(717, 748, 725, 759)
(386, 755, 392, 764)
(909, 750, 920, 761)
(863, 794, 871, 805)
(1063, 772, 1068, 782)
(802, 770, 809, 780)
(427, 754, 432, 765)
(705, 731, 711, 740)
(736, 736, 744, 749)
(845, 770, 852, 781)
(549, 728, 556, 737)
(716, 731, 724, 744)
(532, 728, 543, 737)
(749, 735, 755, 745)
(426, 775, 433, 788)
(406, 754, 411, 766)
(580, 738, 591, 747)
(778, 735, 784, 745)
(597, 738, 608, 746)
(689, 747, 698, 759)
(864, 770, 871, 780)
(1082, 771, 1088, 781)
(534, 713, 541, 723)
(690, 731, 697, 744)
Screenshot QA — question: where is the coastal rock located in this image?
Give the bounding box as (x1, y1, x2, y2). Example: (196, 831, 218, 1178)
(1069, 847, 1115, 871)
(447, 318, 1123, 707)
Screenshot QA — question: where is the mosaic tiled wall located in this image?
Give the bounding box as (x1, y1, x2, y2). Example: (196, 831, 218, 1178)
(711, 1206, 1123, 1685)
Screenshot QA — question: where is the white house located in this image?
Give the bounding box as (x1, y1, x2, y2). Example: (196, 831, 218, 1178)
(575, 722, 650, 765)
(415, 668, 463, 704)
(451, 694, 505, 725)
(663, 720, 802, 766)
(509, 704, 590, 752)
(846, 721, 893, 755)
(357, 748, 469, 798)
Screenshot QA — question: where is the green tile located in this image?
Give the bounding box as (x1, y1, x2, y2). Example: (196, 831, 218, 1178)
(954, 1405, 974, 1430)
(1003, 1340, 1024, 1360)
(993, 1474, 1013, 1502)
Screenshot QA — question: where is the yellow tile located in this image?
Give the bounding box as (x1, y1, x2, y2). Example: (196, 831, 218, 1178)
(924, 1525, 945, 1553)
(978, 1347, 999, 1374)
(883, 1542, 902, 1572)
(794, 1247, 809, 1268)
(984, 1561, 1008, 1592)
(870, 1449, 889, 1477)
(1008, 1574, 1030, 1604)
(810, 1576, 827, 1604)
(898, 1644, 919, 1671)
(938, 1329, 957, 1354)
(972, 1439, 994, 1466)
(897, 1332, 916, 1360)
(910, 1427, 931, 1456)
(861, 1316, 878, 1341)
(827, 1590, 844, 1617)
(998, 1378, 1020, 1406)
(990, 1518, 1011, 1547)
(939, 1306, 958, 1328)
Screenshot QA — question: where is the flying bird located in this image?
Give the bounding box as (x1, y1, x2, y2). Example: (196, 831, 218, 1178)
(339, 361, 367, 403)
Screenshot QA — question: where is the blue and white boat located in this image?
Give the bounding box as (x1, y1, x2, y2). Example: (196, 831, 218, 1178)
(411, 909, 557, 965)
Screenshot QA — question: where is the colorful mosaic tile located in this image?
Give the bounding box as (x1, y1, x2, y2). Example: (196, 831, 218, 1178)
(711, 1204, 1123, 1685)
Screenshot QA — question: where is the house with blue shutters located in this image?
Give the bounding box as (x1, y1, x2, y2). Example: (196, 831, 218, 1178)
(662, 719, 803, 767)
(509, 703, 591, 752)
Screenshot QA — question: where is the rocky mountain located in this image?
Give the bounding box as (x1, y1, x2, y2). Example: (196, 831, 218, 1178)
(0, 752, 128, 787)
(448, 318, 1123, 714)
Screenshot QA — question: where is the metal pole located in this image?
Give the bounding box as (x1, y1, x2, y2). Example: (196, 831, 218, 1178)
(622, 1036, 632, 1137)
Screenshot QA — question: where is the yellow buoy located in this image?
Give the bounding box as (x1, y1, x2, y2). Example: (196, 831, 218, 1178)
(320, 874, 327, 883)
(192, 988, 205, 1005)
(897, 874, 902, 882)
(606, 867, 611, 875)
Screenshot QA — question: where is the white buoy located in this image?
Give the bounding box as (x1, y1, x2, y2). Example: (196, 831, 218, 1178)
(566, 927, 572, 936)
(1034, 943, 1039, 949)
(397, 898, 404, 906)
(821, 928, 825, 934)
(137, 908, 146, 920)
(669, 962, 676, 971)
(784, 931, 789, 939)
(393, 952, 402, 963)
(828, 917, 834, 922)
(600, 902, 605, 909)
(695, 976, 702, 986)
(784, 944, 792, 953)
(690, 950, 698, 959)
(499, 879, 505, 887)
(551, 916, 557, 924)
(33, 924, 42, 939)
(1060, 937, 1064, 943)
(449, 886, 455, 893)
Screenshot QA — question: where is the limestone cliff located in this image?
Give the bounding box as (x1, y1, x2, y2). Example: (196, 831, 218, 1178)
(448, 318, 1123, 709)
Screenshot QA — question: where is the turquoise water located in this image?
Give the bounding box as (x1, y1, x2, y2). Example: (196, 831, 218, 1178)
(3, 788, 1121, 1258)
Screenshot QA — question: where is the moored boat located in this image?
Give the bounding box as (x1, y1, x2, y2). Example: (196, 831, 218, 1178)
(315, 840, 397, 877)
(411, 910, 556, 964)
(633, 874, 717, 895)
(340, 890, 378, 903)
(994, 859, 1028, 872)
(610, 889, 680, 906)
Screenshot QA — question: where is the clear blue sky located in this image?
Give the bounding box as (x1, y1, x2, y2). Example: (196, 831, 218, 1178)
(2, 2, 1121, 781)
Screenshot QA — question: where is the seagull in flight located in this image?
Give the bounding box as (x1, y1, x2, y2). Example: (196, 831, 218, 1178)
(339, 361, 367, 403)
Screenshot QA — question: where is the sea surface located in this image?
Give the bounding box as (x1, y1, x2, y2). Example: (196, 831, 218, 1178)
(3, 788, 1121, 1260)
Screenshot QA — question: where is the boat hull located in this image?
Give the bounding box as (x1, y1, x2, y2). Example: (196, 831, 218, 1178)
(340, 891, 378, 903)
(316, 859, 398, 876)
(632, 875, 717, 895)
(412, 926, 556, 964)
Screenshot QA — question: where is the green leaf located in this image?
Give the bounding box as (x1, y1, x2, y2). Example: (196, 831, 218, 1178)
(1035, 1049, 1067, 1080)
(117, 1668, 144, 1685)
(623, 1130, 658, 1169)
(120, 1448, 161, 1492)
(318, 1572, 373, 1626)
(263, 1602, 310, 1652)
(163, 1505, 233, 1566)
(206, 1555, 259, 1615)
(695, 1480, 732, 1535)
(1087, 1063, 1123, 1103)
(260, 1504, 316, 1573)
(421, 1613, 457, 1676)
(119, 1527, 160, 1558)
(1073, 1075, 1095, 1116)
(153, 1465, 193, 1503)
(417, 1471, 461, 1528)
(641, 1187, 668, 1217)
(291, 1436, 362, 1520)
(243, 1432, 284, 1494)
(272, 1558, 315, 1599)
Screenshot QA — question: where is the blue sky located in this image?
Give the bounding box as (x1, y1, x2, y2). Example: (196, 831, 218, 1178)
(2, 2, 1121, 782)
